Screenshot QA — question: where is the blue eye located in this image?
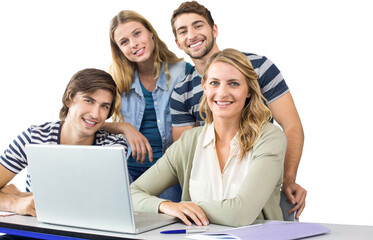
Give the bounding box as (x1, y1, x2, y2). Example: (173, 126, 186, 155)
(134, 31, 141, 37)
(210, 81, 218, 86)
(230, 82, 239, 86)
(120, 39, 128, 46)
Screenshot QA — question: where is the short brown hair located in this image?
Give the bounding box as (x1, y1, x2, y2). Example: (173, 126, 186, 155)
(171, 1, 214, 37)
(59, 68, 117, 120)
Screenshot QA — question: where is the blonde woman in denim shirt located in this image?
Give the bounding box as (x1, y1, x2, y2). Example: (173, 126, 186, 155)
(102, 10, 191, 202)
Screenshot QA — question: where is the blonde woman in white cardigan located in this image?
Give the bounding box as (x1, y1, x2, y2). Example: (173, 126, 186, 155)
(131, 48, 286, 227)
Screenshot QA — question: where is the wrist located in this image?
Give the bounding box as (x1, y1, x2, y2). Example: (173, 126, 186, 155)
(158, 201, 171, 213)
(283, 176, 296, 185)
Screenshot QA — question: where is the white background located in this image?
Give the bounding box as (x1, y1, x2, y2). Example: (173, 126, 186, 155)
(1, 0, 372, 226)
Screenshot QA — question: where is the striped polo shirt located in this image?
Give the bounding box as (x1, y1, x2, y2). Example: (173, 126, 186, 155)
(170, 52, 289, 127)
(0, 121, 127, 192)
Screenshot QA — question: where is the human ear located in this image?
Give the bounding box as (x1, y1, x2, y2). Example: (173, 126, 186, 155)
(212, 24, 218, 39)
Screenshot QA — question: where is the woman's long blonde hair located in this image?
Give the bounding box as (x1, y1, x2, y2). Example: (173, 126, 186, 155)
(200, 48, 272, 159)
(109, 10, 183, 122)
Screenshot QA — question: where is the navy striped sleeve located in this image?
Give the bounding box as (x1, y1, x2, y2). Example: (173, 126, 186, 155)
(245, 53, 289, 103)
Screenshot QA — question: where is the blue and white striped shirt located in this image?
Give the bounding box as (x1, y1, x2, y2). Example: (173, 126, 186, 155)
(171, 52, 289, 127)
(0, 121, 127, 192)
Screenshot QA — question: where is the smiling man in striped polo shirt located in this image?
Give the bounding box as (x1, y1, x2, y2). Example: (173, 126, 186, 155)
(170, 1, 306, 218)
(0, 68, 127, 217)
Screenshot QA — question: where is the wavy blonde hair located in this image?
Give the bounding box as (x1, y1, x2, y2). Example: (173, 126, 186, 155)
(109, 10, 183, 122)
(200, 48, 272, 159)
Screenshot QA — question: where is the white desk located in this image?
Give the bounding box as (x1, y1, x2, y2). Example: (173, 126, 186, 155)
(1, 215, 373, 239)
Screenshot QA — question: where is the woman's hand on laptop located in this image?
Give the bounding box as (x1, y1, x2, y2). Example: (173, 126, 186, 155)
(158, 201, 209, 226)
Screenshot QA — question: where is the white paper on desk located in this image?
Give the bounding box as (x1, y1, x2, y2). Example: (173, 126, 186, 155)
(185, 221, 331, 240)
(0, 211, 16, 217)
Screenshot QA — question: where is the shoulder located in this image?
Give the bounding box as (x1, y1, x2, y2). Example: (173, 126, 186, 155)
(253, 123, 287, 152)
(29, 121, 60, 132)
(94, 130, 128, 148)
(240, 52, 270, 68)
(173, 65, 201, 95)
(28, 121, 61, 142)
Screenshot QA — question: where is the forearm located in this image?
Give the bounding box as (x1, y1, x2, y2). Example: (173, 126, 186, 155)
(283, 124, 304, 182)
(101, 122, 126, 135)
(131, 154, 179, 212)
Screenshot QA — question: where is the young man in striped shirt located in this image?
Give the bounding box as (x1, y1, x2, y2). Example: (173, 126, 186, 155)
(170, 1, 306, 218)
(0, 68, 127, 217)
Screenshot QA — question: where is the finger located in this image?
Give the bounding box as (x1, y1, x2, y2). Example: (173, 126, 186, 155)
(31, 208, 37, 217)
(283, 188, 296, 205)
(289, 190, 306, 213)
(295, 201, 306, 219)
(182, 208, 202, 226)
(145, 140, 153, 162)
(188, 204, 209, 226)
(295, 188, 307, 204)
(138, 140, 147, 164)
(294, 190, 307, 216)
(130, 140, 137, 160)
(135, 142, 145, 164)
(175, 211, 192, 226)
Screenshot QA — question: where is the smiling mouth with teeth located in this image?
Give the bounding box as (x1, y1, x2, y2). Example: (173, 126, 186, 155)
(189, 41, 203, 48)
(216, 101, 232, 106)
(134, 48, 145, 55)
(84, 119, 97, 125)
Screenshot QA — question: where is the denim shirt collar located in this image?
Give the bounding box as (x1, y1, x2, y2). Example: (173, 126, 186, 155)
(130, 64, 167, 95)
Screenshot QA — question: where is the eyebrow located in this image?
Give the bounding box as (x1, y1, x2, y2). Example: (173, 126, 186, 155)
(176, 20, 205, 32)
(83, 95, 111, 106)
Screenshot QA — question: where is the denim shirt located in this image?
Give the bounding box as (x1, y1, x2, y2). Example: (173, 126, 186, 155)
(120, 61, 188, 158)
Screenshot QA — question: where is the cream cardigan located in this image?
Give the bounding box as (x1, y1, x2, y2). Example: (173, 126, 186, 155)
(131, 123, 286, 227)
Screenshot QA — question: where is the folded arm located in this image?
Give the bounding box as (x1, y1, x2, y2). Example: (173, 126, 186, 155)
(0, 165, 36, 216)
(101, 122, 153, 164)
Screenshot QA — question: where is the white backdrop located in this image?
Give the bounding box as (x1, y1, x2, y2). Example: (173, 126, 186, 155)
(1, 0, 372, 226)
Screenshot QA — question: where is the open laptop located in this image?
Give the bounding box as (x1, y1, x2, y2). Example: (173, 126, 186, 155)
(25, 144, 177, 234)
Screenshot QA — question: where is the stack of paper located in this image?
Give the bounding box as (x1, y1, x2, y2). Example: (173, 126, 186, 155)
(185, 221, 331, 240)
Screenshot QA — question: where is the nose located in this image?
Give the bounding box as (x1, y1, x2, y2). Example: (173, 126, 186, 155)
(131, 38, 139, 49)
(90, 105, 100, 118)
(187, 28, 198, 41)
(216, 84, 229, 97)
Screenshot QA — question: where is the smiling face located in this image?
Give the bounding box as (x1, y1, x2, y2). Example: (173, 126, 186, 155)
(203, 62, 250, 123)
(113, 21, 155, 65)
(64, 89, 113, 142)
(173, 13, 217, 60)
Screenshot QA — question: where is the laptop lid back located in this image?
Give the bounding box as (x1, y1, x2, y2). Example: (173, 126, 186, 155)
(26, 144, 137, 233)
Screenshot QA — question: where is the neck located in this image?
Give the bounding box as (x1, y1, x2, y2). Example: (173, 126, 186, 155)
(193, 45, 220, 74)
(60, 122, 94, 145)
(137, 61, 154, 74)
(213, 118, 239, 144)
(137, 62, 158, 92)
